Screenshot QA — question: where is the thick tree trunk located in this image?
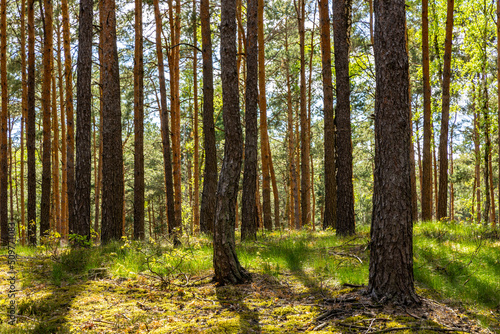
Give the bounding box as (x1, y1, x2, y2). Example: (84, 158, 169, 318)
(437, 0, 454, 220)
(134, 0, 145, 240)
(27, 0, 36, 245)
(369, 0, 420, 306)
(0, 0, 8, 245)
(241, 0, 258, 241)
(333, 0, 355, 235)
(73, 0, 93, 240)
(213, 0, 251, 285)
(320, 0, 336, 230)
(421, 0, 432, 221)
(40, 0, 53, 237)
(153, 0, 176, 240)
(200, 0, 217, 234)
(100, 0, 124, 243)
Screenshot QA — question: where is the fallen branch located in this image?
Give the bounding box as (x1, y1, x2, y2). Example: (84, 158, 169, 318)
(329, 251, 363, 264)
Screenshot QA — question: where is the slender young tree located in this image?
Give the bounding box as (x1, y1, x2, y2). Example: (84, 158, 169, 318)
(40, 0, 53, 237)
(213, 0, 251, 284)
(153, 0, 176, 238)
(482, 71, 491, 224)
(73, 0, 93, 241)
(134, 0, 145, 240)
(421, 0, 432, 221)
(100, 0, 124, 243)
(333, 0, 355, 235)
(200, 0, 217, 234)
(241, 0, 258, 241)
(192, 0, 200, 234)
(0, 0, 7, 245)
(369, 0, 420, 305)
(437, 0, 454, 220)
(497, 0, 500, 223)
(27, 0, 36, 245)
(297, 0, 311, 228)
(20, 0, 27, 244)
(63, 0, 74, 238)
(320, 0, 336, 230)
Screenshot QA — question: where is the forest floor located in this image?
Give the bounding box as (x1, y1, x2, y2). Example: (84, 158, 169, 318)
(0, 222, 499, 333)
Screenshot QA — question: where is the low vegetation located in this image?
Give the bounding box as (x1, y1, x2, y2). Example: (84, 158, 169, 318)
(0, 221, 498, 333)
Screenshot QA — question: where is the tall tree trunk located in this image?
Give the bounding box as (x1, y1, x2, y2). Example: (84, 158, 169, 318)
(63, 0, 75, 238)
(416, 117, 423, 214)
(437, 0, 454, 220)
(73, 0, 92, 240)
(473, 87, 481, 222)
(241, 0, 258, 241)
(57, 20, 66, 236)
(27, 0, 36, 245)
(134, 0, 145, 240)
(482, 72, 490, 224)
(153, 0, 176, 240)
(192, 0, 200, 234)
(213, 0, 251, 284)
(489, 149, 496, 224)
(20, 0, 27, 243)
(51, 53, 60, 233)
(333, 0, 355, 235)
(167, 0, 183, 233)
(449, 125, 454, 221)
(307, 5, 316, 229)
(433, 142, 438, 218)
(100, 0, 124, 243)
(320, 0, 336, 230)
(498, 0, 500, 227)
(268, 141, 280, 229)
(421, 0, 432, 221)
(40, 0, 53, 237)
(199, 0, 217, 234)
(258, 0, 272, 231)
(369, 0, 419, 305)
(297, 0, 311, 228)
(0, 0, 7, 245)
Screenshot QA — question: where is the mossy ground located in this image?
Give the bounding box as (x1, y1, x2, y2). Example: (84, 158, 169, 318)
(0, 222, 498, 333)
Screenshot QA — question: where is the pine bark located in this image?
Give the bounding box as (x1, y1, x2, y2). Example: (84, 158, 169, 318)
(51, 51, 60, 233)
(57, 21, 65, 236)
(241, 0, 258, 241)
(320, 0, 336, 230)
(199, 0, 217, 234)
(0, 0, 7, 245)
(20, 0, 27, 243)
(73, 0, 93, 240)
(153, 0, 176, 239)
(437, 0, 454, 220)
(421, 0, 432, 221)
(333, 0, 355, 235)
(27, 0, 36, 245)
(473, 89, 481, 222)
(482, 72, 490, 224)
(213, 0, 251, 285)
(134, 0, 145, 240)
(40, 0, 53, 237)
(100, 0, 124, 243)
(297, 0, 311, 228)
(192, 0, 200, 234)
(63, 0, 75, 237)
(369, 0, 419, 305)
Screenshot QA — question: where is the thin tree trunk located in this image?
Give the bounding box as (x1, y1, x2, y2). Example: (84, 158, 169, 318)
(134, 0, 145, 240)
(40, 0, 53, 237)
(482, 72, 490, 224)
(0, 0, 7, 245)
(63, 0, 75, 238)
(498, 0, 500, 228)
(213, 0, 251, 284)
(320, 0, 336, 230)
(307, 4, 316, 230)
(27, 0, 36, 245)
(473, 88, 481, 222)
(20, 0, 27, 245)
(437, 0, 454, 220)
(296, 0, 311, 228)
(241, 0, 258, 241)
(268, 141, 280, 229)
(192, 0, 200, 234)
(421, 0, 432, 221)
(433, 142, 438, 219)
(100, 0, 124, 243)
(258, 0, 272, 231)
(57, 20, 66, 236)
(489, 148, 496, 223)
(369, 0, 420, 305)
(416, 117, 423, 216)
(153, 0, 176, 240)
(333, 0, 355, 235)
(51, 53, 60, 234)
